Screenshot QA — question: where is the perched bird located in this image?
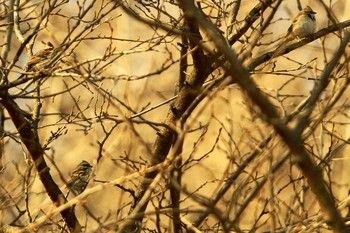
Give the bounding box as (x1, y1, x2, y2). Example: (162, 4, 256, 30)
(23, 42, 55, 72)
(66, 160, 93, 195)
(273, 6, 316, 57)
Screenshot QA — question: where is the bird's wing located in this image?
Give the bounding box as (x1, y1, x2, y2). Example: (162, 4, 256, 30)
(24, 50, 52, 71)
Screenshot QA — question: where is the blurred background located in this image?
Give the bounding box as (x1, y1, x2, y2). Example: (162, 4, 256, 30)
(1, 0, 349, 232)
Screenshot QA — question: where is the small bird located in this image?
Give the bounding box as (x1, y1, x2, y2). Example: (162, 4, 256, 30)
(66, 160, 93, 195)
(23, 42, 55, 72)
(273, 6, 316, 57)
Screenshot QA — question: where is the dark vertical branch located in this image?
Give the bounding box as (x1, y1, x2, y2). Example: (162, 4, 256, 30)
(169, 139, 183, 233)
(0, 94, 81, 233)
(118, 1, 278, 231)
(118, 2, 212, 232)
(169, 17, 189, 233)
(0, 0, 14, 169)
(178, 19, 188, 91)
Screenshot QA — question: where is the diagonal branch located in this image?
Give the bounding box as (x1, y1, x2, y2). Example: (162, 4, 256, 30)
(118, 3, 213, 232)
(0, 93, 81, 233)
(177, 0, 348, 232)
(228, 0, 274, 44)
(246, 20, 350, 70)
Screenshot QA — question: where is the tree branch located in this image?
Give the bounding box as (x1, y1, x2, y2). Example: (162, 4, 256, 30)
(177, 0, 348, 232)
(0, 93, 81, 233)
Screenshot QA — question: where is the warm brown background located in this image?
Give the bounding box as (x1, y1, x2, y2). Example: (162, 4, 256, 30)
(1, 0, 349, 232)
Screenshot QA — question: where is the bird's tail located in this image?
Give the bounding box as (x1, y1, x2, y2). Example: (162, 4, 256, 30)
(272, 37, 292, 58)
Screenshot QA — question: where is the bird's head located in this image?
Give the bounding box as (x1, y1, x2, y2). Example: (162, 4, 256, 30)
(44, 42, 54, 51)
(304, 6, 316, 15)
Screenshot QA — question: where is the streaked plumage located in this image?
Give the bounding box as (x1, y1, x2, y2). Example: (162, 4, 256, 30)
(24, 42, 54, 72)
(286, 6, 316, 41)
(66, 160, 93, 195)
(273, 6, 316, 57)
